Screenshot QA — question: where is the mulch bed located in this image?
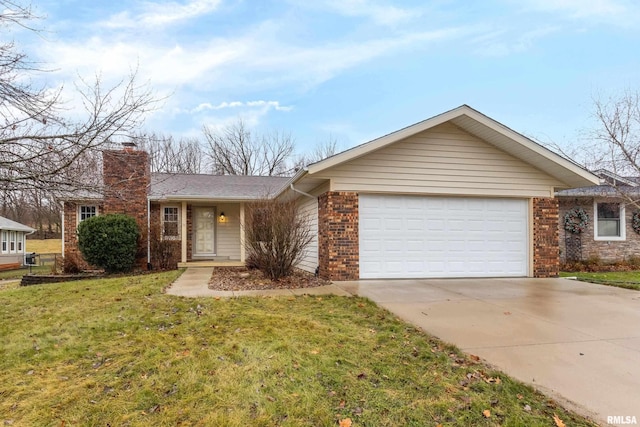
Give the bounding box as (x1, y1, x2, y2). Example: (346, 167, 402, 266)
(208, 267, 330, 291)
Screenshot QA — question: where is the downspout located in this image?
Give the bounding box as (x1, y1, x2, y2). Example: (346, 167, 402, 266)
(147, 197, 151, 270)
(61, 203, 65, 256)
(290, 183, 315, 199)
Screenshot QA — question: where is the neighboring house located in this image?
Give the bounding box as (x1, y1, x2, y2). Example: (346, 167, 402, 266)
(62, 105, 599, 280)
(0, 216, 35, 270)
(557, 169, 640, 263)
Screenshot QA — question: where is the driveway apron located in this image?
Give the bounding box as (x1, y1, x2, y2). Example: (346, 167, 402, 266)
(337, 278, 640, 425)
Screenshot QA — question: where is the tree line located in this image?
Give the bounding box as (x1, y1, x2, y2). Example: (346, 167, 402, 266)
(3, 0, 640, 237)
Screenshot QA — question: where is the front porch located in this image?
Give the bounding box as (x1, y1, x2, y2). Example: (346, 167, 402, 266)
(151, 200, 247, 266)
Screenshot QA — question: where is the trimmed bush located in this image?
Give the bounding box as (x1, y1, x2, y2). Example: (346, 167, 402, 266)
(77, 214, 140, 274)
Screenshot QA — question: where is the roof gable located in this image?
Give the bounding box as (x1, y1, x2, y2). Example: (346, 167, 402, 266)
(306, 105, 599, 189)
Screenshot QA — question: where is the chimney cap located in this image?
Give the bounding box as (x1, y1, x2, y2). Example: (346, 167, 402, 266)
(122, 142, 137, 148)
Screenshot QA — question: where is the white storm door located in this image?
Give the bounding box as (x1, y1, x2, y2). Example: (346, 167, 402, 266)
(194, 207, 216, 256)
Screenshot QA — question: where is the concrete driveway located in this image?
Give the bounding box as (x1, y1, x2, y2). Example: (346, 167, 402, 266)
(337, 278, 640, 425)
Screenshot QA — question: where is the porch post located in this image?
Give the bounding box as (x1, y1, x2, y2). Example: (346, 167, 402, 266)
(240, 202, 246, 262)
(181, 201, 187, 263)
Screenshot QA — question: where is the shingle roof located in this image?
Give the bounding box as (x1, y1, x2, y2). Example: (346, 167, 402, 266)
(149, 173, 290, 200)
(556, 185, 640, 197)
(0, 216, 35, 233)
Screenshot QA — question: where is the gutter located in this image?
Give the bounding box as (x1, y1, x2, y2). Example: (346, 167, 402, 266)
(290, 183, 315, 199)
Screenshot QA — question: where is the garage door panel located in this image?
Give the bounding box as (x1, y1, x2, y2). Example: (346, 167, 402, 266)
(359, 195, 528, 279)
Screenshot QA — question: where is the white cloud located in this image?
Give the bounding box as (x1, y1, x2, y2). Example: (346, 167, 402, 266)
(472, 26, 559, 57)
(321, 0, 417, 26)
(101, 0, 222, 29)
(511, 0, 640, 25)
(184, 100, 293, 114)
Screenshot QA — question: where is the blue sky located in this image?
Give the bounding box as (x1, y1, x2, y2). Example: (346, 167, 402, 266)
(11, 0, 640, 155)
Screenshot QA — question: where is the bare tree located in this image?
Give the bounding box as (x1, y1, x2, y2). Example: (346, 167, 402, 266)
(293, 136, 340, 170)
(590, 90, 640, 177)
(0, 1, 157, 192)
(244, 198, 314, 280)
(134, 132, 204, 173)
(203, 119, 295, 176)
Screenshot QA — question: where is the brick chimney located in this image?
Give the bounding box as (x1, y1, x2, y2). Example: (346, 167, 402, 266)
(102, 144, 150, 268)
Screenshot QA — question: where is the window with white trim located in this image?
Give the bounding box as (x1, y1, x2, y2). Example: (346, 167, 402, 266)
(1, 231, 6, 253)
(9, 231, 16, 253)
(162, 206, 180, 239)
(17, 233, 23, 252)
(595, 202, 625, 240)
(79, 205, 97, 222)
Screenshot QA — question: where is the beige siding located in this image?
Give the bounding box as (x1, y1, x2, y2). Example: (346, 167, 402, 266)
(315, 123, 563, 198)
(216, 203, 241, 260)
(295, 182, 328, 273)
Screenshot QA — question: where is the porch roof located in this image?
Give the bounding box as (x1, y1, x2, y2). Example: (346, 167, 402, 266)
(0, 215, 35, 233)
(149, 173, 290, 201)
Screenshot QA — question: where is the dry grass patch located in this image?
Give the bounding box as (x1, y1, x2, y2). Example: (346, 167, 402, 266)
(0, 271, 598, 426)
(25, 238, 61, 254)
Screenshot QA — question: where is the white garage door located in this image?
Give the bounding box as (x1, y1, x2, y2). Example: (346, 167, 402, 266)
(359, 195, 529, 279)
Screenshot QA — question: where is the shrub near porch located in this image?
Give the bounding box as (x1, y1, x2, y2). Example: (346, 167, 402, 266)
(0, 272, 597, 426)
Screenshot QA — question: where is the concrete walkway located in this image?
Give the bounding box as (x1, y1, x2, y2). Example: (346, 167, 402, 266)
(339, 277, 640, 426)
(165, 267, 351, 297)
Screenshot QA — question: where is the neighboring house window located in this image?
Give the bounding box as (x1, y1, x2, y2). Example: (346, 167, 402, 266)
(595, 202, 625, 240)
(17, 234, 22, 252)
(79, 205, 97, 222)
(1, 231, 6, 253)
(10, 231, 15, 252)
(163, 206, 180, 239)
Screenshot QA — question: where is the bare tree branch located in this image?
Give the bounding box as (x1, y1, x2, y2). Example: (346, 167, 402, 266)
(203, 119, 296, 176)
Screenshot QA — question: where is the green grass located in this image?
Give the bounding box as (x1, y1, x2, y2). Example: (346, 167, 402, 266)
(0, 272, 597, 426)
(560, 271, 640, 290)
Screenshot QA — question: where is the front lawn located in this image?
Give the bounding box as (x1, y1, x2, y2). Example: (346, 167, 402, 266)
(560, 271, 640, 290)
(0, 272, 597, 426)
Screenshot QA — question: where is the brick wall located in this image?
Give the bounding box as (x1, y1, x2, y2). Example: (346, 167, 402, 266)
(63, 201, 103, 270)
(63, 148, 150, 271)
(318, 191, 359, 281)
(533, 197, 559, 278)
(558, 197, 640, 263)
(102, 149, 150, 269)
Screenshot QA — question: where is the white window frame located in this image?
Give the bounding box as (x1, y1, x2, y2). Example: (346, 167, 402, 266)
(9, 231, 16, 253)
(78, 205, 98, 223)
(161, 205, 181, 240)
(594, 201, 626, 241)
(1, 231, 7, 254)
(17, 232, 23, 252)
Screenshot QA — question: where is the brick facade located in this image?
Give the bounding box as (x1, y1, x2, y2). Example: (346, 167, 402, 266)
(558, 197, 640, 263)
(63, 148, 150, 271)
(318, 191, 359, 281)
(63, 201, 104, 270)
(532, 197, 560, 278)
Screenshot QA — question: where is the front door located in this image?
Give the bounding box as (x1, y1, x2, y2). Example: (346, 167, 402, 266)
(194, 207, 216, 257)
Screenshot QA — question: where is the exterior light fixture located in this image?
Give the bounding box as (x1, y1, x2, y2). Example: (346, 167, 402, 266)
(219, 212, 226, 223)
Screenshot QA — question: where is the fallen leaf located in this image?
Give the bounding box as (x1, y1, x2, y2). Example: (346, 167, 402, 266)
(524, 404, 532, 412)
(469, 354, 480, 362)
(339, 418, 352, 427)
(310, 350, 319, 355)
(503, 311, 512, 315)
(553, 413, 566, 427)
(517, 393, 524, 400)
(483, 409, 491, 418)
(338, 400, 346, 408)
